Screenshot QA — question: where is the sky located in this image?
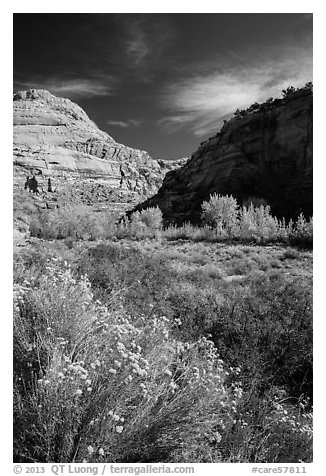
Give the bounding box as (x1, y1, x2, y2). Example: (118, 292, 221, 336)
(13, 13, 313, 159)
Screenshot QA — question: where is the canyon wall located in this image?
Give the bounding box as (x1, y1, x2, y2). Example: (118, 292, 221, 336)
(135, 88, 313, 224)
(13, 89, 186, 212)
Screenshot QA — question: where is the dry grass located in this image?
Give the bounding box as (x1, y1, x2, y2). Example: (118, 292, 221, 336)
(137, 240, 312, 284)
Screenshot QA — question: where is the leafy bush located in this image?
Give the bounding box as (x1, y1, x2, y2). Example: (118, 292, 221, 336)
(29, 205, 114, 241)
(201, 193, 238, 234)
(288, 214, 313, 248)
(199, 193, 312, 247)
(237, 204, 279, 241)
(111, 207, 163, 241)
(131, 207, 163, 230)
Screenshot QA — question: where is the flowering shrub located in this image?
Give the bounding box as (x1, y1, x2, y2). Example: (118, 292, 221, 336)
(14, 258, 240, 463)
(259, 397, 313, 462)
(213, 390, 312, 463)
(13, 242, 313, 463)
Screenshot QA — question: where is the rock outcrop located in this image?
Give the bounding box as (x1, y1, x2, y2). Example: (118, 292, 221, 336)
(135, 88, 313, 224)
(13, 89, 187, 213)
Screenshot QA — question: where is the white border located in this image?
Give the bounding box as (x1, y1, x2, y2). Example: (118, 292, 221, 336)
(3, 3, 324, 474)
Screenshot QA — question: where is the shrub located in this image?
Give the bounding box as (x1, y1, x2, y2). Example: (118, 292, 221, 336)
(113, 208, 163, 240)
(281, 249, 299, 260)
(13, 189, 43, 235)
(201, 194, 283, 242)
(237, 204, 279, 241)
(164, 223, 213, 242)
(75, 242, 174, 318)
(14, 259, 240, 463)
(29, 205, 114, 241)
(282, 86, 297, 98)
(199, 194, 312, 246)
(204, 279, 312, 399)
(13, 242, 313, 463)
(131, 207, 163, 230)
(289, 214, 313, 248)
(166, 276, 313, 462)
(201, 193, 238, 234)
(127, 207, 163, 239)
(214, 390, 312, 463)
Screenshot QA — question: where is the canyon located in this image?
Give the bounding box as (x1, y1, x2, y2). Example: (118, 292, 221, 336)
(13, 87, 313, 225)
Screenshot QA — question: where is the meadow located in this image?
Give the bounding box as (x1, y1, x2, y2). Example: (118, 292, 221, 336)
(13, 194, 313, 463)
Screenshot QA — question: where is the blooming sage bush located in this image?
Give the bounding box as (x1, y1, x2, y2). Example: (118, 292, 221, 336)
(14, 258, 241, 463)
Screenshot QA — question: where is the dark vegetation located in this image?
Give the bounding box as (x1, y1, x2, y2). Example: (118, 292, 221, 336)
(232, 82, 312, 120)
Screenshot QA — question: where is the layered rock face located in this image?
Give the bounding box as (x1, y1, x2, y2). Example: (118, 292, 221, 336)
(136, 89, 313, 224)
(13, 89, 186, 212)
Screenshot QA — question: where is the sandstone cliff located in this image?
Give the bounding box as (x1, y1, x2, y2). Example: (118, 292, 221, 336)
(135, 88, 313, 224)
(13, 89, 186, 212)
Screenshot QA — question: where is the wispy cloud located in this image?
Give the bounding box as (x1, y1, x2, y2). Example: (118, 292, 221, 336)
(116, 15, 175, 78)
(106, 118, 144, 128)
(124, 19, 150, 67)
(160, 43, 313, 137)
(14, 77, 115, 99)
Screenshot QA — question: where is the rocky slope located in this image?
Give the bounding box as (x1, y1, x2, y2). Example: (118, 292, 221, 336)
(13, 89, 186, 213)
(135, 88, 313, 224)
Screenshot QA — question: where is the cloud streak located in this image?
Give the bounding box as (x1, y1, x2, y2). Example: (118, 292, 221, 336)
(106, 118, 144, 128)
(160, 43, 313, 137)
(116, 14, 175, 79)
(13, 76, 115, 98)
(124, 18, 150, 67)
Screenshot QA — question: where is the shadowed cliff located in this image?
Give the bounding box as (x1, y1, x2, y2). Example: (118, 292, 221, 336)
(134, 87, 312, 224)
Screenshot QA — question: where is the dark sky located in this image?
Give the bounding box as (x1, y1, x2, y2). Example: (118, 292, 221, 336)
(13, 13, 312, 159)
